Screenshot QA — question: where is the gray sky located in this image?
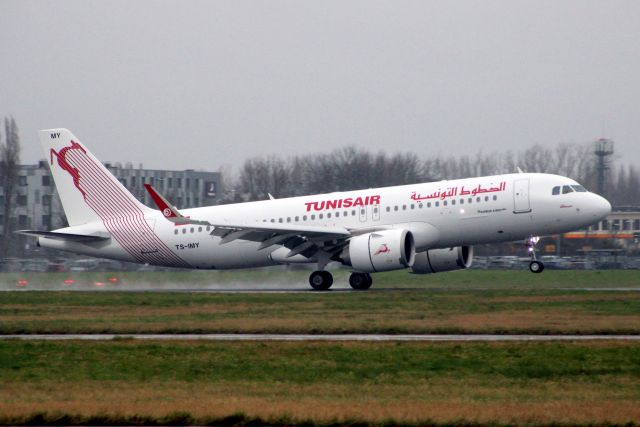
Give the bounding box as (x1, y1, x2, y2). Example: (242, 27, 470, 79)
(1, 0, 639, 172)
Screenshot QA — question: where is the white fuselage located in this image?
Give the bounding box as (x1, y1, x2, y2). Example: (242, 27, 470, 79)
(40, 172, 611, 269)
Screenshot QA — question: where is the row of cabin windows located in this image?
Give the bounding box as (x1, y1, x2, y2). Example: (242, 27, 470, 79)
(260, 195, 499, 225)
(174, 225, 212, 235)
(266, 210, 360, 224)
(552, 185, 587, 195)
(387, 195, 497, 212)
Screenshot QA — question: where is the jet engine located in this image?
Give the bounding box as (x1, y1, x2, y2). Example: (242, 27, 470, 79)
(410, 246, 473, 274)
(342, 229, 415, 273)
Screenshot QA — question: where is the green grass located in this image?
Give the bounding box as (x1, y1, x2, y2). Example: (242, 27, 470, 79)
(1, 271, 640, 334)
(1, 340, 639, 425)
(1, 340, 638, 383)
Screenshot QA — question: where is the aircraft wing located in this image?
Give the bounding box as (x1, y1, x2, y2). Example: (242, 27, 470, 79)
(16, 230, 111, 243)
(144, 184, 353, 259)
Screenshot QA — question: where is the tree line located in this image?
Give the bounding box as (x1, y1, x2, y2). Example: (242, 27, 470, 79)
(234, 143, 640, 206)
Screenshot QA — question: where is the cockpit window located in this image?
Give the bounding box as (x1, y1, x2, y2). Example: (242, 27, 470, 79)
(562, 185, 574, 194)
(552, 186, 560, 195)
(571, 185, 587, 192)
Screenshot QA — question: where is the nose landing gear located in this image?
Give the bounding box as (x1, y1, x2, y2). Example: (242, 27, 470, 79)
(526, 236, 544, 273)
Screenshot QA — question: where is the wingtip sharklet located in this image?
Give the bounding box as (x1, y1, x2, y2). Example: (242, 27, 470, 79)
(144, 184, 210, 226)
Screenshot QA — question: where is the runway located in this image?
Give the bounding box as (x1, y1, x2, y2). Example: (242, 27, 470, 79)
(1, 334, 639, 341)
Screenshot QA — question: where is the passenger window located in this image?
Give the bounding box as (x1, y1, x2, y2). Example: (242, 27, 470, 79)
(190, 227, 194, 233)
(303, 215, 307, 221)
(493, 195, 497, 201)
(552, 186, 560, 195)
(311, 214, 315, 220)
(419, 203, 423, 209)
(327, 213, 331, 218)
(411, 204, 415, 210)
(335, 212, 340, 217)
(460, 199, 464, 205)
(394, 206, 398, 211)
(427, 202, 431, 208)
(278, 218, 283, 223)
(182, 228, 186, 234)
(562, 185, 573, 194)
(198, 227, 202, 232)
(287, 217, 291, 222)
(402, 205, 406, 210)
(174, 230, 178, 235)
(270, 219, 275, 223)
(476, 197, 481, 203)
(435, 201, 439, 207)
(206, 226, 211, 231)
(468, 198, 472, 204)
(352, 210, 356, 216)
(319, 214, 323, 219)
(484, 196, 489, 202)
(443, 201, 447, 206)
(295, 216, 299, 221)
(386, 207, 390, 212)
(451, 200, 456, 205)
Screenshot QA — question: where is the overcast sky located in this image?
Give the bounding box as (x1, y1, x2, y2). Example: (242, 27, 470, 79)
(1, 0, 639, 173)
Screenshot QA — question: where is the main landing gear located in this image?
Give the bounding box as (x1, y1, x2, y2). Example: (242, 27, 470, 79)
(526, 236, 544, 273)
(309, 270, 333, 290)
(349, 272, 372, 290)
(308, 271, 374, 290)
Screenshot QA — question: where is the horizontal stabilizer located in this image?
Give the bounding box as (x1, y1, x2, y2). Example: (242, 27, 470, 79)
(16, 230, 110, 242)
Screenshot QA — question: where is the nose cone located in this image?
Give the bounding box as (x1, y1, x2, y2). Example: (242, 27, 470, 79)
(593, 194, 612, 219)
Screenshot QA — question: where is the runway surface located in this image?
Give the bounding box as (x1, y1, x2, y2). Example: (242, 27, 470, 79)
(1, 334, 639, 341)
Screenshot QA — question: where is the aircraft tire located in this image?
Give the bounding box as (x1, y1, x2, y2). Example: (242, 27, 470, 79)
(309, 270, 333, 290)
(349, 272, 372, 290)
(529, 261, 544, 273)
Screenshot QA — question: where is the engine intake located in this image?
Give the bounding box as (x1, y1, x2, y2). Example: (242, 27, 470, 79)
(410, 246, 473, 274)
(343, 229, 415, 273)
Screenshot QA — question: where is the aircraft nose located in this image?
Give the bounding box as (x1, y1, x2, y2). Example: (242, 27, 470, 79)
(593, 194, 612, 219)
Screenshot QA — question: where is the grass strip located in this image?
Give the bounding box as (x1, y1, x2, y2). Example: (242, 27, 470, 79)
(2, 286, 640, 334)
(1, 340, 639, 425)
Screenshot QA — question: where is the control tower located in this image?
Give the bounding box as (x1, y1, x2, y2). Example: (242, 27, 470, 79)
(593, 138, 614, 195)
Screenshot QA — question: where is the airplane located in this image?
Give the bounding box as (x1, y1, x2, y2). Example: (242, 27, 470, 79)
(18, 128, 612, 290)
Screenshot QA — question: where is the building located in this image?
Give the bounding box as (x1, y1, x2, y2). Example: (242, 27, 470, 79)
(1, 160, 224, 236)
(565, 207, 640, 240)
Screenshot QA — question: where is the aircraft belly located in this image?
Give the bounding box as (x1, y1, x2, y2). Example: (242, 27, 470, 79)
(182, 238, 277, 270)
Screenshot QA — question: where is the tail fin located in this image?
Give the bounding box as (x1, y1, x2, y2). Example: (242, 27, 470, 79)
(40, 128, 151, 227)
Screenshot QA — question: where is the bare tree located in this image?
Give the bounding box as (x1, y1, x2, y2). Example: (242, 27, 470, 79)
(0, 117, 21, 257)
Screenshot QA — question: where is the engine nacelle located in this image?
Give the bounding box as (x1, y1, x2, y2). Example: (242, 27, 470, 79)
(410, 246, 473, 274)
(343, 229, 415, 273)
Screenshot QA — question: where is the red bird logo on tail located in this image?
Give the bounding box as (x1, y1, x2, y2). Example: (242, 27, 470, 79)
(50, 141, 87, 199)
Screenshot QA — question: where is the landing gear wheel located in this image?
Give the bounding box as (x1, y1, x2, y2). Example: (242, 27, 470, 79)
(309, 270, 333, 290)
(349, 272, 372, 290)
(529, 261, 544, 273)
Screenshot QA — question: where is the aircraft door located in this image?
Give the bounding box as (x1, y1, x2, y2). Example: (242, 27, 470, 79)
(513, 178, 531, 213)
(359, 206, 367, 222)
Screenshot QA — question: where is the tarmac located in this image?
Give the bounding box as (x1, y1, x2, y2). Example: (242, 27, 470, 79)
(1, 334, 639, 341)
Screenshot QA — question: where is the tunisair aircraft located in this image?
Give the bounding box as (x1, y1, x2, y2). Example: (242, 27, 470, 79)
(18, 129, 612, 290)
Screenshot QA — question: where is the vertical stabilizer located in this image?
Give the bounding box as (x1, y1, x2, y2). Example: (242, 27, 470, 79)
(40, 128, 151, 227)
